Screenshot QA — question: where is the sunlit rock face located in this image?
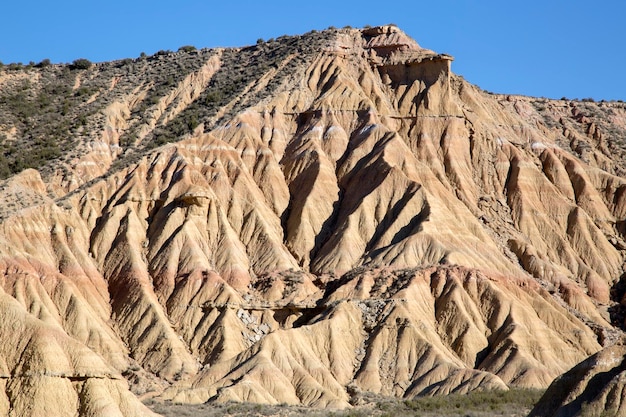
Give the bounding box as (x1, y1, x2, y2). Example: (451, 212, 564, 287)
(0, 25, 625, 415)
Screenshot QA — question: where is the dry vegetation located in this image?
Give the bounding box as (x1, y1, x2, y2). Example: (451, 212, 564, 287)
(527, 97, 626, 175)
(146, 389, 543, 417)
(0, 29, 335, 180)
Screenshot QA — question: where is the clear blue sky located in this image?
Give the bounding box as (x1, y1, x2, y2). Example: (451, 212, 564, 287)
(2, 0, 624, 100)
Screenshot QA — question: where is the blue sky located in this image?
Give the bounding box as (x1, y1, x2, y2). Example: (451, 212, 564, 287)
(2, 1, 624, 100)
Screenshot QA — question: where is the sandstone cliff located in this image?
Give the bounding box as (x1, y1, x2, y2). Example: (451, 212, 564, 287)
(0, 25, 625, 415)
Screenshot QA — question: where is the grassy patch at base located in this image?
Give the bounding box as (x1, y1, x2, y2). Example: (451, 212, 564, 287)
(146, 388, 544, 417)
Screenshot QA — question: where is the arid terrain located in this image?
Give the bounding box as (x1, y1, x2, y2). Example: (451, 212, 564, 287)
(0, 25, 625, 416)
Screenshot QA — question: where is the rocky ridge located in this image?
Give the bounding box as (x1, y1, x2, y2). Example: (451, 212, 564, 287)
(0, 25, 625, 416)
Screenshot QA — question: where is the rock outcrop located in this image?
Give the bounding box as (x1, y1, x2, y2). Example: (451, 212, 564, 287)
(529, 344, 626, 417)
(0, 25, 625, 415)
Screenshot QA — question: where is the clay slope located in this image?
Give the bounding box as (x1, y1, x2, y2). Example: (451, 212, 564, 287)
(0, 284, 157, 417)
(529, 345, 626, 417)
(0, 25, 625, 414)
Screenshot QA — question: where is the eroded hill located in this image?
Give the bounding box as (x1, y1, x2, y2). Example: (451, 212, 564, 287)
(0, 25, 625, 416)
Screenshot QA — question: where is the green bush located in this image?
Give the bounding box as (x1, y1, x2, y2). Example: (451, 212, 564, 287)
(71, 58, 92, 70)
(178, 45, 197, 53)
(6, 63, 24, 71)
(36, 59, 51, 68)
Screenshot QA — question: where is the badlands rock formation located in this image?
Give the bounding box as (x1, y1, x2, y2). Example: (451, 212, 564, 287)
(529, 344, 626, 417)
(0, 25, 625, 415)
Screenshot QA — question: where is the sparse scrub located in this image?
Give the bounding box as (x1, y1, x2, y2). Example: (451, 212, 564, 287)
(0, 29, 346, 180)
(145, 389, 544, 417)
(0, 55, 135, 177)
(5, 62, 24, 71)
(117, 29, 328, 158)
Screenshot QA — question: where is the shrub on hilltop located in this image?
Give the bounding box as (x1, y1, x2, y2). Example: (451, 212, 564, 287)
(70, 58, 92, 70)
